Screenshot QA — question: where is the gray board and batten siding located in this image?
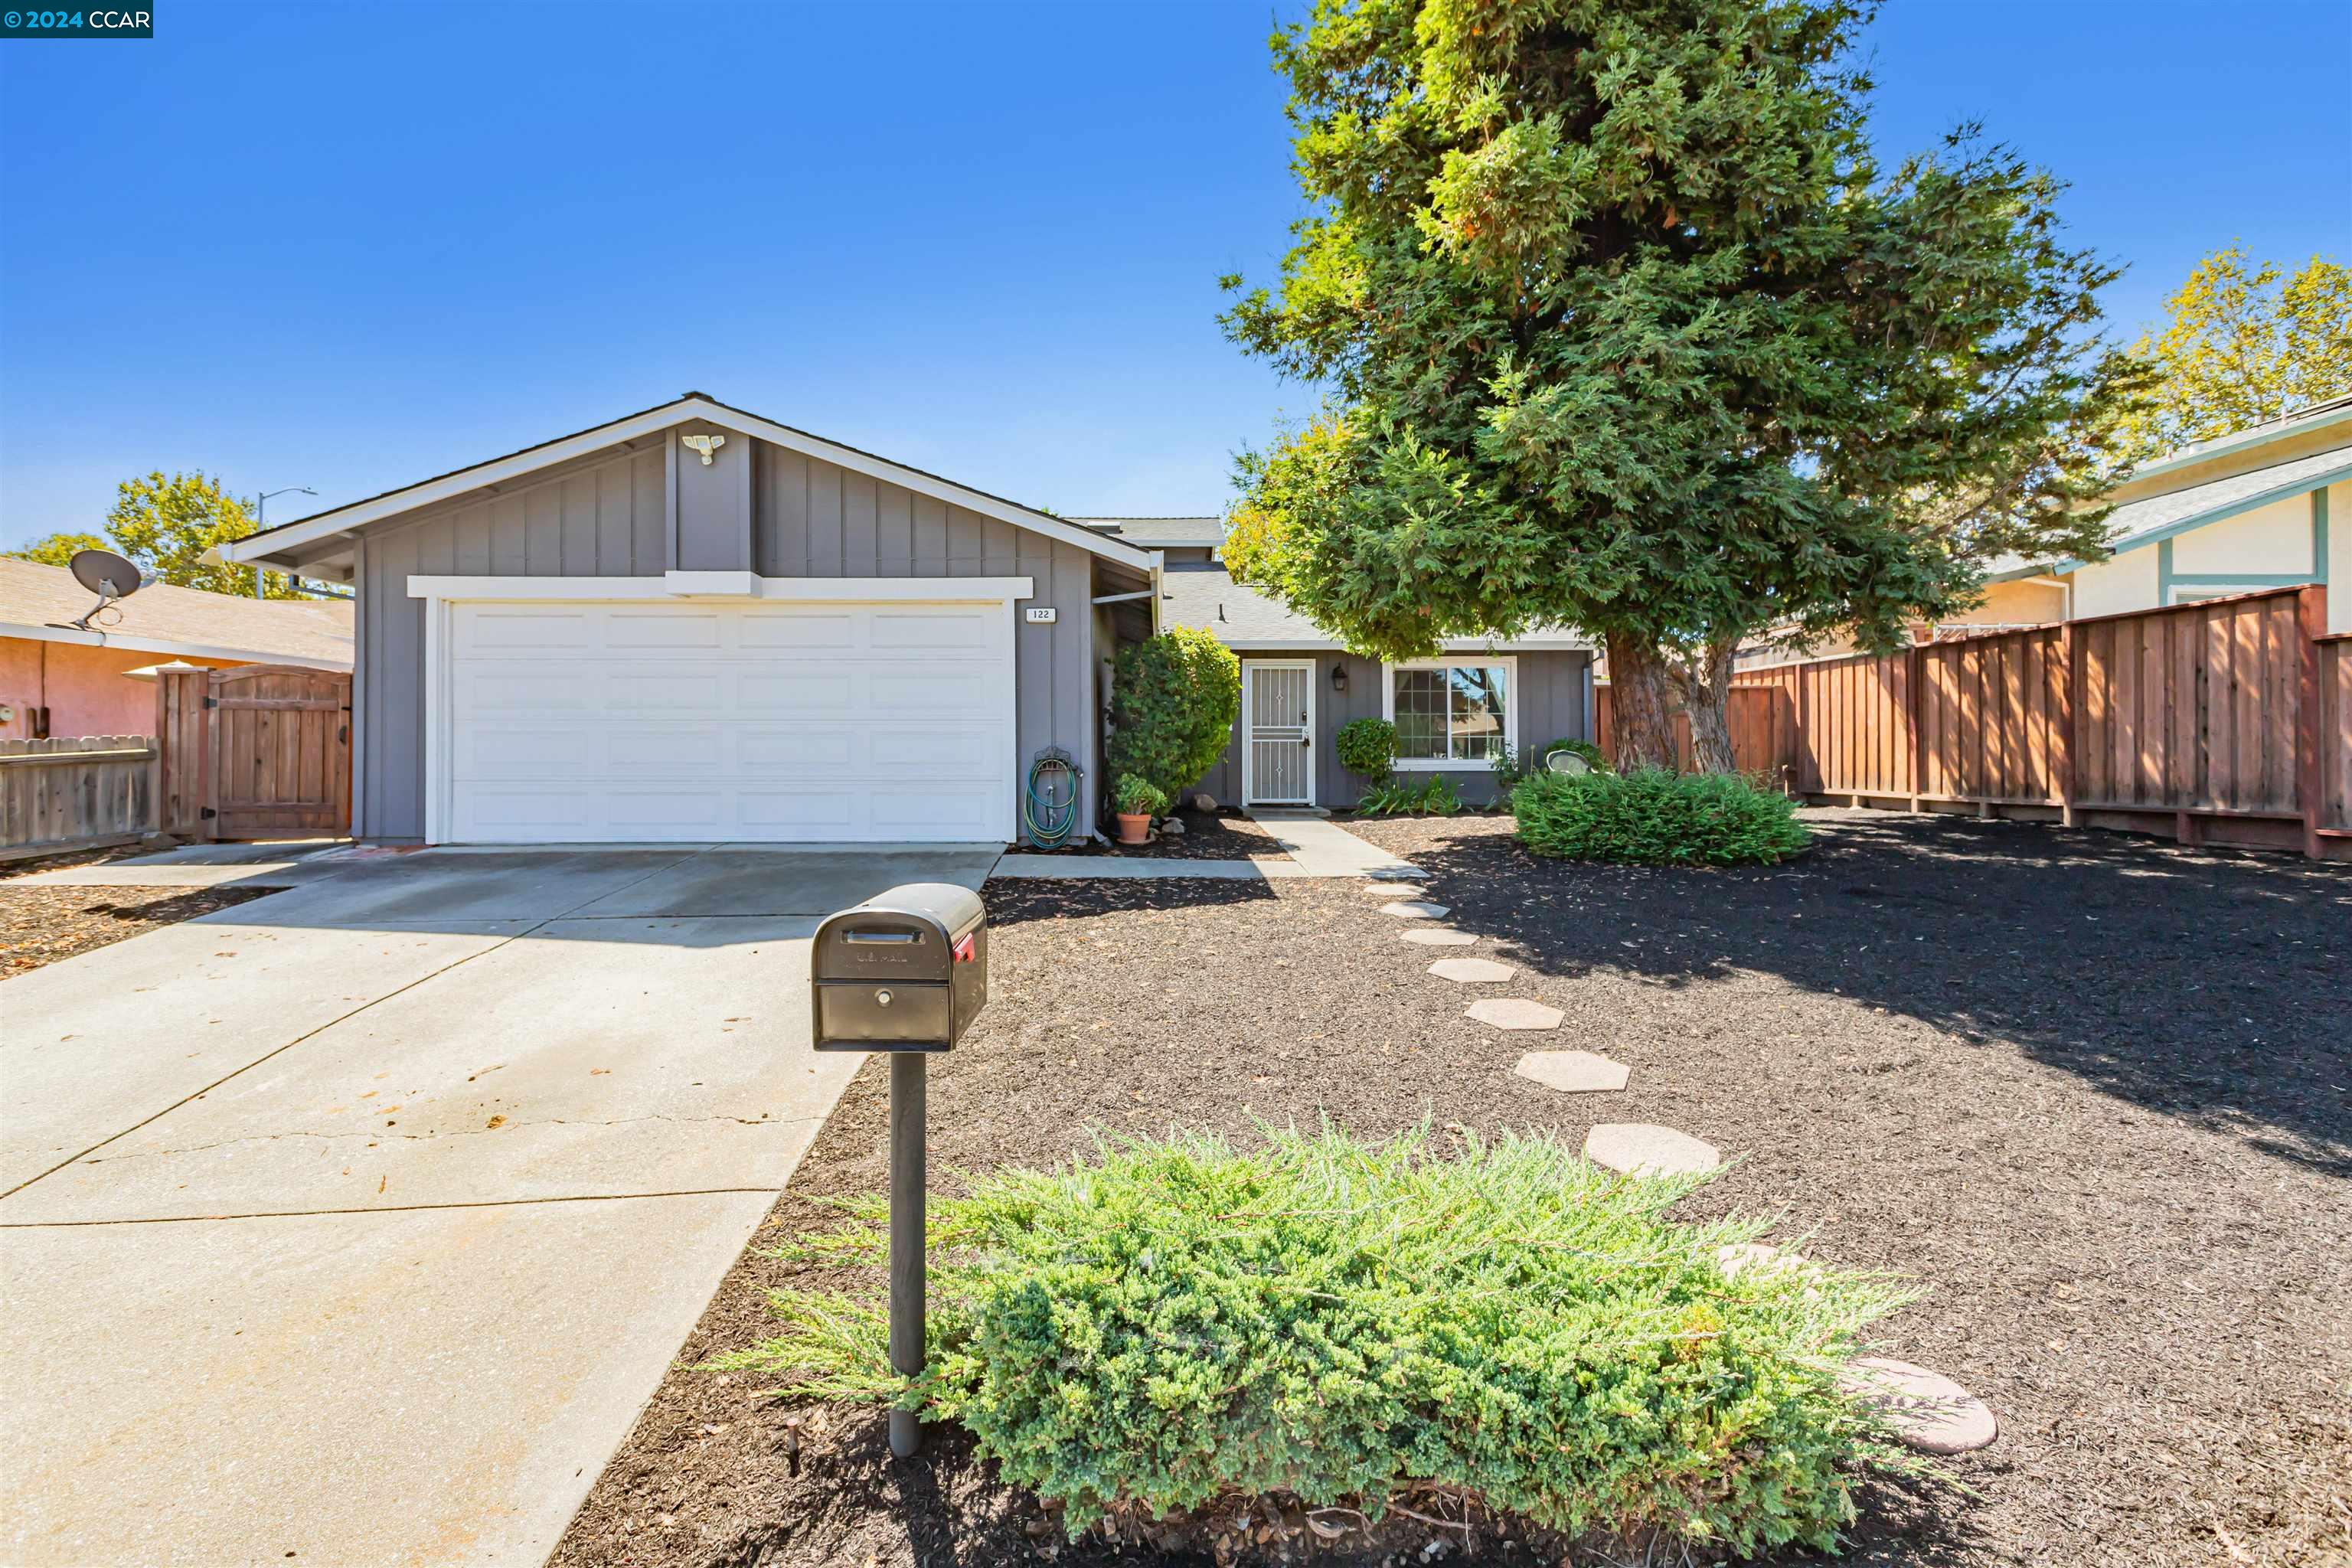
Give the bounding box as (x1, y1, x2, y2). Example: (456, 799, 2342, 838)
(352, 423, 1109, 841)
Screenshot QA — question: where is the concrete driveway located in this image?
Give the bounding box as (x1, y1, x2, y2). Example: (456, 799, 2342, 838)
(0, 841, 998, 1567)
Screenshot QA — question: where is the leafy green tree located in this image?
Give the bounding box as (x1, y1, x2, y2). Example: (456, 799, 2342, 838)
(7, 472, 306, 598)
(1218, 0, 2143, 771)
(2116, 245, 2352, 462)
(5, 531, 111, 568)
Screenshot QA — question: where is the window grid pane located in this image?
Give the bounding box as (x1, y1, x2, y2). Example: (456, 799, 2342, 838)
(1390, 665, 1508, 762)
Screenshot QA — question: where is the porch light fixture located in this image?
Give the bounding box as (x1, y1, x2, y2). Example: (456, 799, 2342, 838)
(1331, 663, 1348, 694)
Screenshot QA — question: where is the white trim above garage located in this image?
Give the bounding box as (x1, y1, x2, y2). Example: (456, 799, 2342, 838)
(410, 576, 1024, 845)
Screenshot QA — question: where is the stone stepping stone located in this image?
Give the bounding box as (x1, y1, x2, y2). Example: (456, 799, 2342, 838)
(1514, 1050, 1628, 1093)
(1838, 1358, 1998, 1455)
(1366, 866, 1426, 881)
(1466, 998, 1563, 1031)
(1429, 957, 1514, 984)
(1378, 900, 1450, 920)
(1362, 880, 1428, 898)
(1400, 928, 1478, 947)
(1716, 1242, 1796, 1280)
(1584, 1123, 1720, 1177)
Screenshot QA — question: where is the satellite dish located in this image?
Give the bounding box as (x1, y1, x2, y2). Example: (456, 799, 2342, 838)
(71, 549, 142, 599)
(64, 549, 144, 632)
(1545, 749, 1592, 776)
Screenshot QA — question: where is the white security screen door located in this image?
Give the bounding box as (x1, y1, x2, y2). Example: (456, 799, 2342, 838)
(1243, 661, 1314, 806)
(441, 598, 1014, 842)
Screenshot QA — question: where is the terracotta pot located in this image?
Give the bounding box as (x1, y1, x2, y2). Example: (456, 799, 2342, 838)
(1115, 812, 1152, 845)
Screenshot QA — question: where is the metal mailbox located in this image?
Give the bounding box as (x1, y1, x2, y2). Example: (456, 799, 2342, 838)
(812, 883, 988, 1053)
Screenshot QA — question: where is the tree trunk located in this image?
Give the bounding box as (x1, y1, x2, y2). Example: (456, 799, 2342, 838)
(1603, 631, 1678, 771)
(1670, 635, 1744, 775)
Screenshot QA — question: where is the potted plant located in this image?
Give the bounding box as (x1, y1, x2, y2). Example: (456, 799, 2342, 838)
(1112, 773, 1168, 845)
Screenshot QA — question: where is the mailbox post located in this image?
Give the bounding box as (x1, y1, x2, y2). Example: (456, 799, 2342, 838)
(812, 883, 988, 1459)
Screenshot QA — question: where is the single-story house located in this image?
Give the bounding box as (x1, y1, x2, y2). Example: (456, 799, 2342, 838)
(1985, 393, 2349, 631)
(218, 394, 1595, 845)
(221, 394, 1162, 845)
(1077, 517, 1596, 811)
(0, 557, 353, 741)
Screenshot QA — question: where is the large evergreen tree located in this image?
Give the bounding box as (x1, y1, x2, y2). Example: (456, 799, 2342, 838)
(1220, 0, 2143, 770)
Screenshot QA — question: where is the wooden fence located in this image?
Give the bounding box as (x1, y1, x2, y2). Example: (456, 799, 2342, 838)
(1662, 586, 2347, 860)
(0, 735, 158, 862)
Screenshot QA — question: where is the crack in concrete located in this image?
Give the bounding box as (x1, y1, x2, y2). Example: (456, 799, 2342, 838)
(76, 1111, 812, 1165)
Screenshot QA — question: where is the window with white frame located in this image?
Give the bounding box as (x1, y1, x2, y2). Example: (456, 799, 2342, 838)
(1386, 659, 1514, 766)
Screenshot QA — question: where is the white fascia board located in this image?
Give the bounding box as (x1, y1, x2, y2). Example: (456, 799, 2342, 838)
(0, 619, 351, 670)
(406, 575, 1036, 603)
(231, 395, 1161, 573)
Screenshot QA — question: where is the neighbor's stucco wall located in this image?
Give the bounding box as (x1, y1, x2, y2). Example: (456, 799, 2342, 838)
(1192, 648, 1592, 811)
(353, 435, 1102, 841)
(2069, 547, 2162, 621)
(0, 638, 243, 741)
(2333, 482, 2350, 634)
(2169, 492, 2317, 576)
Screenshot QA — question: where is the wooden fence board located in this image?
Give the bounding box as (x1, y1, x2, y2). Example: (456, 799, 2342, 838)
(0, 735, 158, 859)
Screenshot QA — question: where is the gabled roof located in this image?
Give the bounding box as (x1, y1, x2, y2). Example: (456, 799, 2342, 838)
(1158, 564, 1590, 652)
(2123, 392, 2352, 488)
(1074, 515, 1227, 549)
(1990, 443, 2351, 580)
(221, 394, 1158, 573)
(0, 557, 353, 668)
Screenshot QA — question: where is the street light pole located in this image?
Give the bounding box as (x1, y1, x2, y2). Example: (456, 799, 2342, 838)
(251, 486, 317, 597)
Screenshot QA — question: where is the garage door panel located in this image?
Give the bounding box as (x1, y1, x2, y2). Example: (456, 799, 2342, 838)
(738, 671, 859, 713)
(870, 609, 995, 651)
(605, 609, 724, 648)
(443, 597, 1014, 843)
(740, 612, 858, 650)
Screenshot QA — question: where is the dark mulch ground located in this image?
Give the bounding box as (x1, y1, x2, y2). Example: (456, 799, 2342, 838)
(0, 878, 284, 975)
(1014, 807, 1290, 861)
(553, 811, 2350, 1568)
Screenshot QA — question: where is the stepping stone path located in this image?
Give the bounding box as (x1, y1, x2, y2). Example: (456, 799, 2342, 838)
(1513, 1050, 1628, 1093)
(1400, 928, 1478, 947)
(1378, 900, 1450, 920)
(1429, 957, 1514, 983)
(1583, 1123, 1721, 1177)
(1367, 867, 1426, 881)
(1362, 880, 1427, 897)
(1465, 998, 1564, 1031)
(1838, 1359, 1999, 1455)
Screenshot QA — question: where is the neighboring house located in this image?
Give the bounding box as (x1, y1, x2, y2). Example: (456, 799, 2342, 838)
(1077, 517, 1596, 810)
(1985, 393, 2349, 631)
(220, 394, 1159, 845)
(0, 557, 353, 740)
(1738, 394, 2351, 669)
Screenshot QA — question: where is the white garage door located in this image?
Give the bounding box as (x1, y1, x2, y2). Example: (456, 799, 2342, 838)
(441, 598, 1015, 843)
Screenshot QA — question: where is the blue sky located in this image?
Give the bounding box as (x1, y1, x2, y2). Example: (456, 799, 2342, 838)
(2, 0, 2347, 548)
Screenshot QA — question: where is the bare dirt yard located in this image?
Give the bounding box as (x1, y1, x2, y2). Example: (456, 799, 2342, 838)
(555, 811, 2350, 1568)
(1, 846, 282, 976)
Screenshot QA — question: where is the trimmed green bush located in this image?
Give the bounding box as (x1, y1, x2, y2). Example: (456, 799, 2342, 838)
(721, 1126, 1907, 1556)
(1512, 767, 1810, 866)
(1108, 627, 1242, 805)
(1333, 717, 1396, 783)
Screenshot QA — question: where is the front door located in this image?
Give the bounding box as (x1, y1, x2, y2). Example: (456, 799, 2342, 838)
(1243, 660, 1314, 806)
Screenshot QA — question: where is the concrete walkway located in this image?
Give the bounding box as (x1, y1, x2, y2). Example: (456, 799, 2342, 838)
(1244, 808, 1423, 876)
(1, 842, 996, 1568)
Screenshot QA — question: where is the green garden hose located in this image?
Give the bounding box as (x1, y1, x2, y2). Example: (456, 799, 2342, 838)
(1023, 749, 1082, 848)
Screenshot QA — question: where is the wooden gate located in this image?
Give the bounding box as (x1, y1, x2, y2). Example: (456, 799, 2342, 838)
(157, 665, 351, 838)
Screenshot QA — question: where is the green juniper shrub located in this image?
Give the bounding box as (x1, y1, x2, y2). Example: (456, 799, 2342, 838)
(720, 1125, 1912, 1557)
(1333, 716, 1397, 785)
(1513, 767, 1810, 866)
(1107, 627, 1242, 805)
